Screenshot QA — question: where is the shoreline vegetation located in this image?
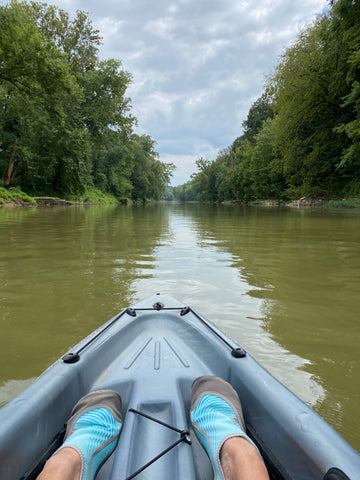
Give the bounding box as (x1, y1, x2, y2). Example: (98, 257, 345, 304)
(0, 186, 139, 207)
(1, 187, 360, 209)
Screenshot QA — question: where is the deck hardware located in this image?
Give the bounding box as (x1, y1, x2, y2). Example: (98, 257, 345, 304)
(180, 306, 191, 316)
(126, 308, 137, 317)
(125, 409, 191, 480)
(153, 302, 164, 310)
(62, 352, 80, 364)
(231, 347, 246, 358)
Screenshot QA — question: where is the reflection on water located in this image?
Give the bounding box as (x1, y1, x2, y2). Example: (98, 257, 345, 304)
(0, 204, 359, 451)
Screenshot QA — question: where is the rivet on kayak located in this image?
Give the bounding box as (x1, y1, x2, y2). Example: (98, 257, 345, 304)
(231, 347, 246, 358)
(126, 308, 137, 317)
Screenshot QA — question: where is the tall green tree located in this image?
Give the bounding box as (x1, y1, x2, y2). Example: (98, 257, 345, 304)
(0, 1, 154, 197)
(0, 1, 85, 192)
(26, 1, 101, 75)
(242, 93, 274, 143)
(249, 118, 284, 199)
(330, 0, 360, 194)
(130, 135, 175, 200)
(269, 1, 360, 197)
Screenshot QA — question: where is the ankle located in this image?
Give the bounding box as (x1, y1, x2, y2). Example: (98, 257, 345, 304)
(220, 437, 247, 480)
(220, 437, 269, 480)
(38, 448, 81, 480)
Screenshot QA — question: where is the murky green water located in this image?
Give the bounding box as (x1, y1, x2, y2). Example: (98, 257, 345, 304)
(0, 204, 359, 451)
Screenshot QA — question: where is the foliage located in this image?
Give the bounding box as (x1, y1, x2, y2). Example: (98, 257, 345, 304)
(163, 186, 175, 201)
(330, 0, 360, 194)
(0, 186, 36, 205)
(242, 92, 274, 143)
(67, 187, 119, 204)
(323, 198, 360, 209)
(0, 1, 173, 200)
(130, 134, 175, 200)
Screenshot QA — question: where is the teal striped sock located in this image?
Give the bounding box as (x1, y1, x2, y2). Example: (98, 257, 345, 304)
(191, 394, 253, 480)
(60, 407, 122, 480)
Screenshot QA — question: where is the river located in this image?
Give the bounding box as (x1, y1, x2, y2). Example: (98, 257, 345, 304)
(0, 203, 359, 452)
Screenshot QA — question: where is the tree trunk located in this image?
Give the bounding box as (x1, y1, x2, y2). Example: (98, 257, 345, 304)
(3, 138, 18, 187)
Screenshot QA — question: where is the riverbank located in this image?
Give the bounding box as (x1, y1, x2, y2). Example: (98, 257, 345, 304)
(0, 187, 127, 207)
(0, 187, 36, 206)
(224, 197, 360, 209)
(2, 187, 360, 209)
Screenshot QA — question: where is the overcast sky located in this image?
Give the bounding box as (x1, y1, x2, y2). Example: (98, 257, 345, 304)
(4, 0, 328, 184)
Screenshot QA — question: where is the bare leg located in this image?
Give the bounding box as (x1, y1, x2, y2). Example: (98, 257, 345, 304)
(36, 448, 81, 480)
(221, 437, 270, 480)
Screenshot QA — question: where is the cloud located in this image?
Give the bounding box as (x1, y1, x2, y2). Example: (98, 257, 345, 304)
(1, 0, 328, 184)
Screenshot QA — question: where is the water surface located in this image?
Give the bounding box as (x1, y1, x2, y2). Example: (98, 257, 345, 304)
(0, 204, 359, 451)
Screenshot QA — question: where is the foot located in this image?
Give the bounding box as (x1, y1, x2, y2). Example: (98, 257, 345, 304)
(37, 448, 81, 480)
(191, 376, 259, 480)
(58, 390, 122, 480)
(220, 437, 269, 480)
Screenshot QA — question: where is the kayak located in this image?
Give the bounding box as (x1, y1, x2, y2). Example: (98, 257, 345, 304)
(0, 294, 359, 480)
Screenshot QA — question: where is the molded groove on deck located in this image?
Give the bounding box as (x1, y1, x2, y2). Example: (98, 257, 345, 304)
(164, 337, 190, 367)
(124, 337, 153, 369)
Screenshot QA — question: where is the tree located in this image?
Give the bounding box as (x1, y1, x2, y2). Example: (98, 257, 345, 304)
(268, 1, 360, 198)
(0, 1, 144, 198)
(0, 1, 84, 192)
(268, 14, 350, 197)
(242, 93, 274, 143)
(130, 135, 174, 200)
(330, 0, 360, 195)
(249, 118, 285, 199)
(232, 139, 254, 201)
(189, 158, 212, 201)
(80, 59, 134, 138)
(26, 1, 102, 75)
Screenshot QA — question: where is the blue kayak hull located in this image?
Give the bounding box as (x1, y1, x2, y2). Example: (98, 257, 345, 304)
(0, 294, 359, 479)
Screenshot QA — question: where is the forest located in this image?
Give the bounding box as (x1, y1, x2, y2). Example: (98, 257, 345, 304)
(0, 1, 174, 202)
(173, 0, 360, 203)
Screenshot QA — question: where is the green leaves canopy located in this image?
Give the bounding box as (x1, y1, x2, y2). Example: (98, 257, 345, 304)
(0, 1, 173, 199)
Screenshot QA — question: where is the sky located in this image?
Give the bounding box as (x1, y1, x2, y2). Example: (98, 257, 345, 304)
(3, 0, 328, 185)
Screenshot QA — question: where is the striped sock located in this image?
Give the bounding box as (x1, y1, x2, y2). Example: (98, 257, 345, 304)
(60, 407, 122, 480)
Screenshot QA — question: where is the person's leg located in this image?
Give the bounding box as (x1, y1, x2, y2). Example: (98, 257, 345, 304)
(191, 376, 269, 480)
(221, 437, 269, 480)
(37, 448, 81, 480)
(36, 390, 122, 480)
